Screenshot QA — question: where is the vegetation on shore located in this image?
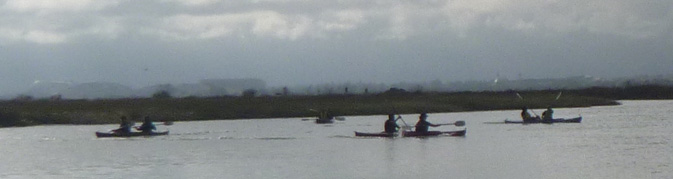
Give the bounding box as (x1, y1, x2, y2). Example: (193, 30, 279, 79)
(2, 84, 672, 127)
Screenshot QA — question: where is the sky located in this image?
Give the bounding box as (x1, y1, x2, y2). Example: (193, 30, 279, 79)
(0, 0, 671, 95)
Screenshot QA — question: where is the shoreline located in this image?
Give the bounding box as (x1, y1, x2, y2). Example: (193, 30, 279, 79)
(1, 85, 671, 127)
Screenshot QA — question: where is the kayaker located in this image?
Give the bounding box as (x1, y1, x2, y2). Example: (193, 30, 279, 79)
(415, 113, 440, 133)
(384, 114, 400, 133)
(113, 116, 132, 134)
(319, 111, 333, 119)
(542, 106, 554, 121)
(521, 107, 538, 122)
(135, 116, 156, 133)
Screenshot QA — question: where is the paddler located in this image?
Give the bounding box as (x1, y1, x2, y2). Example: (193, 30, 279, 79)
(113, 116, 132, 134)
(541, 106, 554, 121)
(135, 116, 156, 133)
(414, 113, 440, 133)
(521, 107, 538, 122)
(384, 114, 400, 133)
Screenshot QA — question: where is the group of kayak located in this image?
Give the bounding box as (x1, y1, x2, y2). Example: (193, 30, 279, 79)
(96, 106, 579, 138)
(95, 116, 169, 138)
(355, 113, 467, 138)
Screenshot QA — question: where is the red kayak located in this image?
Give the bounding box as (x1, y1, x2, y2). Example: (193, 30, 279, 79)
(355, 129, 466, 137)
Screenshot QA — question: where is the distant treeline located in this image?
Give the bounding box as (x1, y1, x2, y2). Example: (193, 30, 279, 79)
(1, 84, 671, 127)
(567, 85, 673, 100)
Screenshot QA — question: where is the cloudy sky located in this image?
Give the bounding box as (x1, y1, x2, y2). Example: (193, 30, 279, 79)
(0, 0, 671, 94)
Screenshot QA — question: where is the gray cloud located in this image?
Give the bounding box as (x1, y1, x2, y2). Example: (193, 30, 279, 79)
(0, 0, 671, 95)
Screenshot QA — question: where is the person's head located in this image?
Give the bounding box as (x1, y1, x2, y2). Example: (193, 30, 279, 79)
(388, 114, 395, 120)
(144, 116, 151, 122)
(121, 116, 127, 121)
(420, 113, 428, 120)
(522, 106, 528, 111)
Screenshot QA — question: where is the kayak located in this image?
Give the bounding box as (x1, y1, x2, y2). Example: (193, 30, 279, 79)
(354, 131, 397, 137)
(504, 116, 582, 124)
(95, 131, 169, 138)
(355, 129, 466, 137)
(315, 118, 334, 124)
(402, 129, 467, 137)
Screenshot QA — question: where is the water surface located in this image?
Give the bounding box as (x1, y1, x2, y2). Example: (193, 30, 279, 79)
(1, 100, 672, 178)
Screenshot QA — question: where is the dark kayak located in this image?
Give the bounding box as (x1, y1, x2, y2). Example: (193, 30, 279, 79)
(504, 116, 582, 124)
(354, 131, 397, 137)
(315, 118, 334, 124)
(402, 129, 467, 137)
(95, 131, 169, 138)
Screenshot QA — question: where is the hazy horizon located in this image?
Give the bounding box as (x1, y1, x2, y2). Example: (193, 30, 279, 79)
(1, 0, 671, 95)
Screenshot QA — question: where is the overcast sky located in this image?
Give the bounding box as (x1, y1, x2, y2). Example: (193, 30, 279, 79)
(0, 0, 671, 94)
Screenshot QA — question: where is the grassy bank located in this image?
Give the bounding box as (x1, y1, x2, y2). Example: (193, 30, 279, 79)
(0, 88, 625, 127)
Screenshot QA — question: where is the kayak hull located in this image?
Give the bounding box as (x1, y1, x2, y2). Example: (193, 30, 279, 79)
(315, 118, 334, 124)
(355, 129, 466, 137)
(402, 129, 467, 137)
(354, 131, 397, 137)
(95, 131, 169, 138)
(505, 117, 582, 124)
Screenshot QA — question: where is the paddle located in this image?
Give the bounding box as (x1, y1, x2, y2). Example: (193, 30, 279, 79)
(133, 121, 173, 129)
(109, 121, 134, 132)
(302, 109, 321, 121)
(308, 109, 333, 120)
(516, 92, 524, 100)
(437, 120, 466, 127)
(516, 92, 539, 117)
(391, 107, 413, 131)
(555, 91, 562, 101)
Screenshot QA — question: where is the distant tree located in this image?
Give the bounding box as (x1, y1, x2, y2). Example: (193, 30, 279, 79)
(242, 89, 257, 97)
(152, 90, 172, 99)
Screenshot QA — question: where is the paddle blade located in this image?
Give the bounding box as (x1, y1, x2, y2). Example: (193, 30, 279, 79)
(163, 121, 174, 126)
(454, 120, 466, 127)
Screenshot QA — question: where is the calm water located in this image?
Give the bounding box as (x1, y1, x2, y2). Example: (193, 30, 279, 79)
(1, 100, 672, 179)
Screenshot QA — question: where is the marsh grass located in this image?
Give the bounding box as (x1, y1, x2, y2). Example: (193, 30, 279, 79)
(0, 88, 623, 127)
